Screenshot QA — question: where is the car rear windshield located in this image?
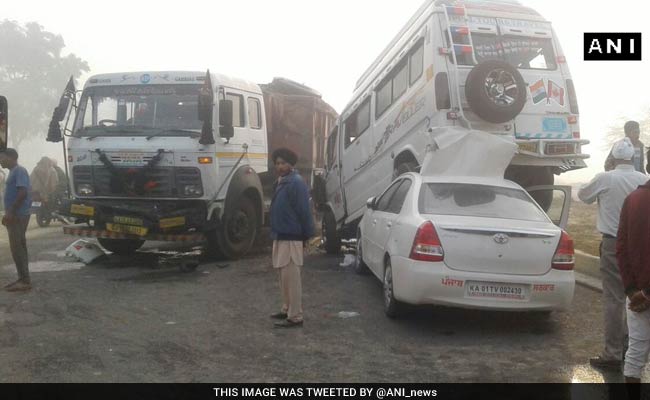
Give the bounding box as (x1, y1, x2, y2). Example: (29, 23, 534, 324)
(419, 183, 549, 222)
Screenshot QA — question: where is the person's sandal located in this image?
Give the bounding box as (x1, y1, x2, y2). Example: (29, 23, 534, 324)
(273, 320, 303, 328)
(270, 312, 288, 320)
(589, 356, 622, 371)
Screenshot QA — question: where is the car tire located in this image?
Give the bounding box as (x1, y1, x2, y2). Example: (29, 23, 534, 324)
(383, 258, 403, 318)
(354, 230, 369, 275)
(98, 238, 145, 255)
(322, 209, 341, 254)
(465, 60, 527, 124)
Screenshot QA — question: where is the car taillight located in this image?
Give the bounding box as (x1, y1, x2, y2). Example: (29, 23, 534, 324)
(552, 231, 575, 270)
(410, 221, 444, 262)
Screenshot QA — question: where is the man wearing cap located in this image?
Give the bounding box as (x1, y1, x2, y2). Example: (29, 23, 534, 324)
(605, 121, 646, 173)
(0, 148, 32, 292)
(580, 138, 649, 370)
(269, 148, 315, 328)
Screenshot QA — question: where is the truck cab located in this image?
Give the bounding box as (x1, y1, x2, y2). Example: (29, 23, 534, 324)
(316, 0, 589, 253)
(49, 71, 268, 259)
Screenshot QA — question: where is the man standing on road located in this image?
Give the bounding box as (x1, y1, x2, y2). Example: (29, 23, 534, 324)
(617, 177, 650, 383)
(0, 148, 32, 292)
(605, 121, 646, 173)
(579, 138, 649, 370)
(269, 148, 315, 328)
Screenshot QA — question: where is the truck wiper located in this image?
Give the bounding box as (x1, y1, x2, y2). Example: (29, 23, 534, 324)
(85, 127, 150, 140)
(146, 129, 201, 141)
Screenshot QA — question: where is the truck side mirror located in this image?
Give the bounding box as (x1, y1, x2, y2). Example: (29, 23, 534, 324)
(366, 197, 377, 210)
(0, 96, 7, 150)
(198, 70, 216, 145)
(219, 99, 234, 139)
(47, 77, 75, 143)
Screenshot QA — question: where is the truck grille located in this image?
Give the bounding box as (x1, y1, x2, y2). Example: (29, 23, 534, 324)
(73, 166, 202, 198)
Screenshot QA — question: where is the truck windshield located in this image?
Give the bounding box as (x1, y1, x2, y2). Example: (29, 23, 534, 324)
(74, 84, 202, 137)
(472, 34, 556, 70)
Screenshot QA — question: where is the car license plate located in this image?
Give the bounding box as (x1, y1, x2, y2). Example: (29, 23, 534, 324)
(113, 216, 144, 226)
(71, 204, 95, 217)
(31, 201, 42, 207)
(518, 142, 538, 154)
(106, 223, 148, 237)
(465, 281, 529, 301)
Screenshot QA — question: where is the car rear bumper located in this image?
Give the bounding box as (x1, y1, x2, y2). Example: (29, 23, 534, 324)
(391, 256, 574, 311)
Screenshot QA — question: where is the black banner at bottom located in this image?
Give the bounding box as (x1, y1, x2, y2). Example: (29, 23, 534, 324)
(0, 383, 644, 400)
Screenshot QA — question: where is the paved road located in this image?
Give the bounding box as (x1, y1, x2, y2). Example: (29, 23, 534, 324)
(0, 224, 642, 382)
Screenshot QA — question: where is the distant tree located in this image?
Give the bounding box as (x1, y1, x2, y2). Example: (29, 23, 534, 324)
(604, 110, 650, 150)
(0, 20, 89, 146)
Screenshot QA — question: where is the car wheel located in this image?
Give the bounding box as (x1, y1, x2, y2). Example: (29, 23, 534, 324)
(383, 258, 403, 318)
(354, 230, 369, 275)
(322, 209, 341, 254)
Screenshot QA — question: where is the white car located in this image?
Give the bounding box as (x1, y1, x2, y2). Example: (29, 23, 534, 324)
(356, 173, 575, 318)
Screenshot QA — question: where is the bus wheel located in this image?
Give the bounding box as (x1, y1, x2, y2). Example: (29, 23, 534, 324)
(322, 209, 341, 255)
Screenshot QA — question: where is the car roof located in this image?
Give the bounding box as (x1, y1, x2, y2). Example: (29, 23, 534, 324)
(407, 173, 524, 190)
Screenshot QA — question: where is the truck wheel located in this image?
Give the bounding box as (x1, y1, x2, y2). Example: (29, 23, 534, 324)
(322, 209, 341, 254)
(98, 238, 145, 255)
(215, 196, 258, 260)
(465, 60, 527, 124)
(394, 161, 418, 179)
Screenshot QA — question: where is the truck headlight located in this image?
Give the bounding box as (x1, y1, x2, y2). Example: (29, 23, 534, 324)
(77, 184, 94, 196)
(183, 185, 203, 196)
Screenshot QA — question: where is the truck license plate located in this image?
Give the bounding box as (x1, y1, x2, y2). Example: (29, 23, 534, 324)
(106, 223, 148, 237)
(465, 281, 529, 301)
(114, 216, 144, 226)
(31, 201, 42, 208)
(71, 204, 95, 217)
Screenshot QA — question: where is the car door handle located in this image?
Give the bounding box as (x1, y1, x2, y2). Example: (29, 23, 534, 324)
(386, 222, 392, 228)
(372, 219, 377, 225)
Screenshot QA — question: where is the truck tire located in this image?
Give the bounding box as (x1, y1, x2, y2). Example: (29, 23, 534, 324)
(215, 196, 258, 260)
(465, 60, 527, 124)
(98, 238, 145, 255)
(322, 209, 341, 254)
(36, 208, 52, 228)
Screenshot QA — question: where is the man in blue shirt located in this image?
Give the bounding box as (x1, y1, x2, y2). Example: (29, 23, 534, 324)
(1, 148, 32, 292)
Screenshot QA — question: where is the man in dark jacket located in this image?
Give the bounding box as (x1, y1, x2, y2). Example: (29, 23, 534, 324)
(269, 148, 315, 328)
(617, 180, 650, 382)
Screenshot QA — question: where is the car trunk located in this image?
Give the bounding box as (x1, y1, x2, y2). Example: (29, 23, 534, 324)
(425, 214, 560, 276)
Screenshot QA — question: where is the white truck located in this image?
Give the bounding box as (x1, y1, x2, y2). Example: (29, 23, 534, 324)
(313, 0, 589, 253)
(46, 71, 336, 259)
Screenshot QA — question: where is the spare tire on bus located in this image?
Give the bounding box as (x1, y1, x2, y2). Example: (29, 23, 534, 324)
(465, 60, 527, 124)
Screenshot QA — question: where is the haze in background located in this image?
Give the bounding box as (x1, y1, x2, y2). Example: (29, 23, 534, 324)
(3, 0, 648, 184)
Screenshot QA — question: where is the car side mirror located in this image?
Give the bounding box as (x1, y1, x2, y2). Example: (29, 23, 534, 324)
(219, 99, 234, 139)
(0, 96, 7, 150)
(366, 197, 376, 210)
